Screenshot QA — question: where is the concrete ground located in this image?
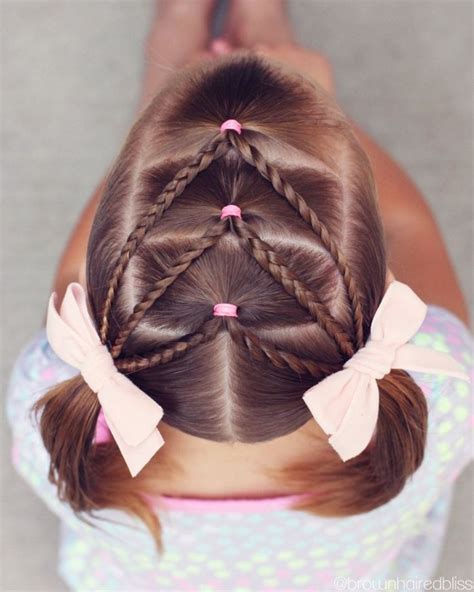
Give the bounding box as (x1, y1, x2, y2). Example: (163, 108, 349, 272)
(1, 1, 472, 590)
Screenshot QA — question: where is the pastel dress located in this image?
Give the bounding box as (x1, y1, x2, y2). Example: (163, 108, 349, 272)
(5, 304, 473, 591)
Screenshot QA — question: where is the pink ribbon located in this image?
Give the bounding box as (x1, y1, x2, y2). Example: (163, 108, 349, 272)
(46, 282, 165, 477)
(303, 280, 471, 462)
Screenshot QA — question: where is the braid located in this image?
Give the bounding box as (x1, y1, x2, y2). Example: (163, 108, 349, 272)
(99, 124, 363, 381)
(110, 220, 229, 358)
(115, 317, 222, 374)
(99, 135, 230, 344)
(228, 133, 365, 350)
(233, 218, 354, 358)
(226, 320, 338, 378)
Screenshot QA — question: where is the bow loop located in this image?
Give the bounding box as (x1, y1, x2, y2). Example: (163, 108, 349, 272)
(369, 280, 427, 344)
(58, 283, 102, 348)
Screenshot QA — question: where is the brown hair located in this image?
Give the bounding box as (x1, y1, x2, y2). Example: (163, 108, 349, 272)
(34, 52, 427, 552)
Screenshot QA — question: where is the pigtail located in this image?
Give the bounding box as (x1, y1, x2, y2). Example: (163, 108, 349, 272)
(372, 369, 428, 484)
(33, 378, 166, 552)
(275, 369, 428, 516)
(33, 375, 100, 509)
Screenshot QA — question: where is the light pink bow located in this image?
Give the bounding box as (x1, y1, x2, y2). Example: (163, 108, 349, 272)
(303, 280, 471, 462)
(46, 282, 165, 477)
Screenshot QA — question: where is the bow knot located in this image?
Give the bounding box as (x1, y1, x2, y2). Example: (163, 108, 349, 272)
(343, 338, 396, 380)
(80, 343, 118, 393)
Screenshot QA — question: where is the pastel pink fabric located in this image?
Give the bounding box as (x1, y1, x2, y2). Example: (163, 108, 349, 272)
(153, 492, 315, 513)
(220, 204, 242, 219)
(303, 280, 471, 462)
(213, 303, 238, 318)
(46, 282, 165, 477)
(219, 119, 242, 134)
(94, 408, 111, 444)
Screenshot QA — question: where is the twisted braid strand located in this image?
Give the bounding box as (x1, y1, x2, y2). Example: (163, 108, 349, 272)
(233, 218, 354, 358)
(229, 133, 365, 349)
(110, 221, 229, 358)
(226, 320, 337, 378)
(99, 135, 230, 344)
(115, 317, 222, 374)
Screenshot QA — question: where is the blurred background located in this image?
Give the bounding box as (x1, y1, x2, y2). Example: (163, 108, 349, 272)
(1, 0, 472, 589)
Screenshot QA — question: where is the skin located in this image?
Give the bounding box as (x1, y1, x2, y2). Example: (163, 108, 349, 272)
(47, 1, 470, 496)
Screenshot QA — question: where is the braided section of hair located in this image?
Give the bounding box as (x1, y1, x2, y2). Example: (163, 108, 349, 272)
(226, 320, 338, 378)
(110, 220, 229, 358)
(115, 317, 223, 374)
(99, 135, 230, 344)
(229, 133, 365, 350)
(233, 217, 354, 358)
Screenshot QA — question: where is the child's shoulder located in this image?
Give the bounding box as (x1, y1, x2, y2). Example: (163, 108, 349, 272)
(6, 326, 78, 425)
(408, 303, 472, 393)
(408, 304, 473, 485)
(413, 304, 472, 355)
(410, 302, 473, 400)
(15, 326, 76, 379)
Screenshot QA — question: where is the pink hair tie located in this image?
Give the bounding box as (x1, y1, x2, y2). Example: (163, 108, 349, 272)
(213, 303, 238, 318)
(220, 204, 242, 219)
(220, 119, 242, 134)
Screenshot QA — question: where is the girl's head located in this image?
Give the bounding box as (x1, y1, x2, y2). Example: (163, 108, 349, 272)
(35, 53, 427, 550)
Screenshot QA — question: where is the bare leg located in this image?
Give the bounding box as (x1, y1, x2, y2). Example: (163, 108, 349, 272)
(221, 0, 294, 48)
(138, 0, 217, 112)
(210, 0, 334, 96)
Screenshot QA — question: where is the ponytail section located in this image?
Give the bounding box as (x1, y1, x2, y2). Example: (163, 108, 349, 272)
(33, 377, 166, 552)
(371, 369, 428, 492)
(277, 369, 428, 516)
(33, 376, 99, 509)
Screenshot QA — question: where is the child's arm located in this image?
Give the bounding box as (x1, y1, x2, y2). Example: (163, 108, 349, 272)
(42, 176, 107, 324)
(348, 120, 470, 327)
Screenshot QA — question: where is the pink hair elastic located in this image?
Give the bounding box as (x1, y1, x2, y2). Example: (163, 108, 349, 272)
(220, 119, 242, 134)
(213, 303, 238, 318)
(220, 204, 242, 219)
